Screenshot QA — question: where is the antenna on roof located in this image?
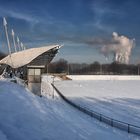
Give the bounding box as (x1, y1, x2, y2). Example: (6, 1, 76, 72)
(3, 17, 11, 56)
(11, 29, 17, 52)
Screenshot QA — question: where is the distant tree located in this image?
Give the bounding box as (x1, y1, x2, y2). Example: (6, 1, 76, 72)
(47, 58, 139, 75)
(108, 62, 119, 74)
(55, 59, 68, 73)
(90, 61, 100, 73)
(47, 59, 68, 73)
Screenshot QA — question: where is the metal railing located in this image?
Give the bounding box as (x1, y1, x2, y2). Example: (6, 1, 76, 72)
(52, 84, 140, 136)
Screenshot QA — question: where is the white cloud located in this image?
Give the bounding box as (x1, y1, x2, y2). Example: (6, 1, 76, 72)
(0, 6, 39, 24)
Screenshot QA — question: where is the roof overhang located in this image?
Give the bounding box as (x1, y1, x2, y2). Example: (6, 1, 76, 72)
(0, 45, 61, 68)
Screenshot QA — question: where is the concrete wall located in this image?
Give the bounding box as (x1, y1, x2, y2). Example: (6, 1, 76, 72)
(28, 83, 41, 96)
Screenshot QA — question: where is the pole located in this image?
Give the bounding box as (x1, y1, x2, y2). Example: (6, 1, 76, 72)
(17, 36, 20, 51)
(11, 29, 17, 52)
(23, 45, 26, 50)
(3, 17, 11, 56)
(20, 42, 24, 50)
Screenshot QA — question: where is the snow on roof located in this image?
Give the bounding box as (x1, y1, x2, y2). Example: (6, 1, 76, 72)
(27, 65, 45, 68)
(0, 45, 60, 68)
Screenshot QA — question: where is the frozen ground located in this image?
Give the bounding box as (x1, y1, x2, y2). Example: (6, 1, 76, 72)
(54, 75, 140, 127)
(0, 78, 139, 140)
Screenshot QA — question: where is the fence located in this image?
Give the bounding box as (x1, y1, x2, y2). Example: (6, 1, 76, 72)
(52, 84, 140, 136)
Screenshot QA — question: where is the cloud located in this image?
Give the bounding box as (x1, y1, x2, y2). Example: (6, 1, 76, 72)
(52, 33, 114, 47)
(9, 11, 39, 23)
(0, 6, 39, 24)
(89, 1, 125, 33)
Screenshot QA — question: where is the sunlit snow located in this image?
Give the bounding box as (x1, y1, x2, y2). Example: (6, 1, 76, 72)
(0, 76, 139, 140)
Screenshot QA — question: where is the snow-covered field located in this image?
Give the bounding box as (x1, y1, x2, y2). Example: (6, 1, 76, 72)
(68, 75, 140, 80)
(54, 75, 140, 127)
(0, 78, 139, 140)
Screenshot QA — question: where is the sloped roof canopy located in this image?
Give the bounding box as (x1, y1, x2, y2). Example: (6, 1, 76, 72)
(0, 45, 60, 68)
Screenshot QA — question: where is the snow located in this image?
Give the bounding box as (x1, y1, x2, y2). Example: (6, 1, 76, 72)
(54, 75, 140, 127)
(0, 76, 139, 140)
(55, 76, 140, 126)
(68, 75, 140, 80)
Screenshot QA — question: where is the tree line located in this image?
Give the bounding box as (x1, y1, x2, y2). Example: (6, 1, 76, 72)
(45, 59, 140, 75)
(0, 53, 140, 75)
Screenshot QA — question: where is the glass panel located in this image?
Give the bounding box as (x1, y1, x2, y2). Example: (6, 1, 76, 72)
(35, 69, 41, 75)
(28, 69, 34, 75)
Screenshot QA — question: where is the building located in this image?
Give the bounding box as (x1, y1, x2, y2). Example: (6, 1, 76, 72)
(0, 45, 61, 95)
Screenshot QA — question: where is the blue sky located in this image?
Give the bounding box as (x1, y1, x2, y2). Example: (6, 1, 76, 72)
(0, 0, 140, 64)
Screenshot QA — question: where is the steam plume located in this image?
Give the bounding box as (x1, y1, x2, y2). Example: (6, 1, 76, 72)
(101, 32, 135, 64)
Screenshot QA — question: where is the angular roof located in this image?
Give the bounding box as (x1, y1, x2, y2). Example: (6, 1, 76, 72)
(0, 45, 60, 68)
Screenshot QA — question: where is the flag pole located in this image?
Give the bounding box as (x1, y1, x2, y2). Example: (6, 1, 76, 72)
(11, 29, 17, 52)
(3, 17, 11, 56)
(17, 36, 20, 51)
(20, 42, 24, 50)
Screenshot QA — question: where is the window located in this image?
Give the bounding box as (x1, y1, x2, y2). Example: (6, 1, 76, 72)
(28, 68, 41, 83)
(35, 69, 41, 75)
(28, 69, 34, 75)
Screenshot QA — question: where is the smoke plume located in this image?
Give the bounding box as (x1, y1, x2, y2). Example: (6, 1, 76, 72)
(101, 32, 135, 64)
